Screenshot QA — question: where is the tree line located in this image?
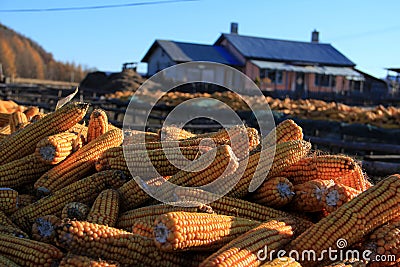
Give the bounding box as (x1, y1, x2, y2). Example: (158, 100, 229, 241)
(0, 23, 92, 82)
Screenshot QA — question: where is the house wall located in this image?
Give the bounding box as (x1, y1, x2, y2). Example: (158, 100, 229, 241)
(147, 47, 176, 76)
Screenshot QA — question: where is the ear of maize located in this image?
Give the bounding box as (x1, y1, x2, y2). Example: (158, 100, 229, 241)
(117, 176, 169, 211)
(0, 233, 63, 267)
(282, 155, 356, 184)
(0, 102, 89, 164)
(117, 201, 213, 230)
(56, 219, 195, 266)
(152, 144, 239, 203)
(35, 131, 83, 164)
(86, 189, 120, 227)
(261, 119, 303, 148)
(287, 174, 400, 267)
(361, 216, 400, 267)
(132, 219, 154, 238)
(120, 145, 212, 177)
(87, 109, 109, 143)
(34, 128, 123, 195)
(0, 153, 52, 188)
(322, 183, 362, 213)
(199, 217, 296, 267)
(229, 140, 311, 198)
(174, 191, 313, 235)
(154, 211, 260, 251)
(0, 188, 18, 214)
(251, 176, 295, 208)
(11, 170, 127, 232)
(291, 179, 335, 212)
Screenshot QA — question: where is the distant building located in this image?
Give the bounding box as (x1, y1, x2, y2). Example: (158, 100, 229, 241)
(142, 23, 368, 96)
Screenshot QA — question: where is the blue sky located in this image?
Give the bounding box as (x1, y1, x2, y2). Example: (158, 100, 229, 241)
(0, 0, 399, 78)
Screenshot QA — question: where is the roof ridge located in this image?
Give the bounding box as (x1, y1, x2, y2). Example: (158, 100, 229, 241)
(222, 33, 331, 45)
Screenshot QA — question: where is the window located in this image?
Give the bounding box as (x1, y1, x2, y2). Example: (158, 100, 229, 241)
(259, 69, 283, 84)
(315, 74, 336, 87)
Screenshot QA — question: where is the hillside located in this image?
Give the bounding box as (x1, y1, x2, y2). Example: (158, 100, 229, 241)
(0, 23, 91, 82)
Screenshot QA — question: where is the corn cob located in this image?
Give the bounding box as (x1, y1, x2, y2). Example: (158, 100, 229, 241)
(187, 126, 260, 159)
(261, 119, 303, 148)
(34, 128, 123, 195)
(0, 112, 10, 126)
(0, 153, 53, 188)
(124, 136, 229, 151)
(287, 174, 400, 267)
(35, 131, 83, 164)
(122, 129, 159, 145)
(61, 202, 90, 220)
(154, 211, 260, 251)
(0, 102, 89, 164)
(228, 140, 311, 198)
(174, 190, 313, 235)
(87, 109, 109, 143)
(260, 257, 302, 267)
(0, 124, 11, 134)
(158, 125, 196, 140)
(224, 125, 260, 160)
(0, 233, 63, 266)
(251, 177, 295, 208)
(322, 183, 362, 213)
(153, 145, 239, 202)
(86, 189, 120, 227)
(335, 163, 370, 192)
(11, 170, 127, 232)
(291, 179, 335, 212)
(281, 155, 357, 185)
(0, 188, 18, 214)
(116, 145, 212, 177)
(59, 254, 120, 267)
(24, 106, 40, 120)
(56, 219, 194, 266)
(9, 110, 28, 133)
(132, 219, 154, 238)
(31, 215, 61, 244)
(199, 217, 296, 267)
(95, 146, 122, 171)
(117, 201, 213, 230)
(361, 216, 400, 267)
(117, 175, 169, 211)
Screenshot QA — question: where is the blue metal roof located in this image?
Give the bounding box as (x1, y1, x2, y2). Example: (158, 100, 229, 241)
(215, 34, 355, 66)
(142, 40, 242, 66)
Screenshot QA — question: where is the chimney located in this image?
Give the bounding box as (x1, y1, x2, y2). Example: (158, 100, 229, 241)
(311, 29, 319, 43)
(230, 22, 238, 34)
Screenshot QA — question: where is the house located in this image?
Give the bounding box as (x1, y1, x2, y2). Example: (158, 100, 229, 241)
(141, 23, 364, 96)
